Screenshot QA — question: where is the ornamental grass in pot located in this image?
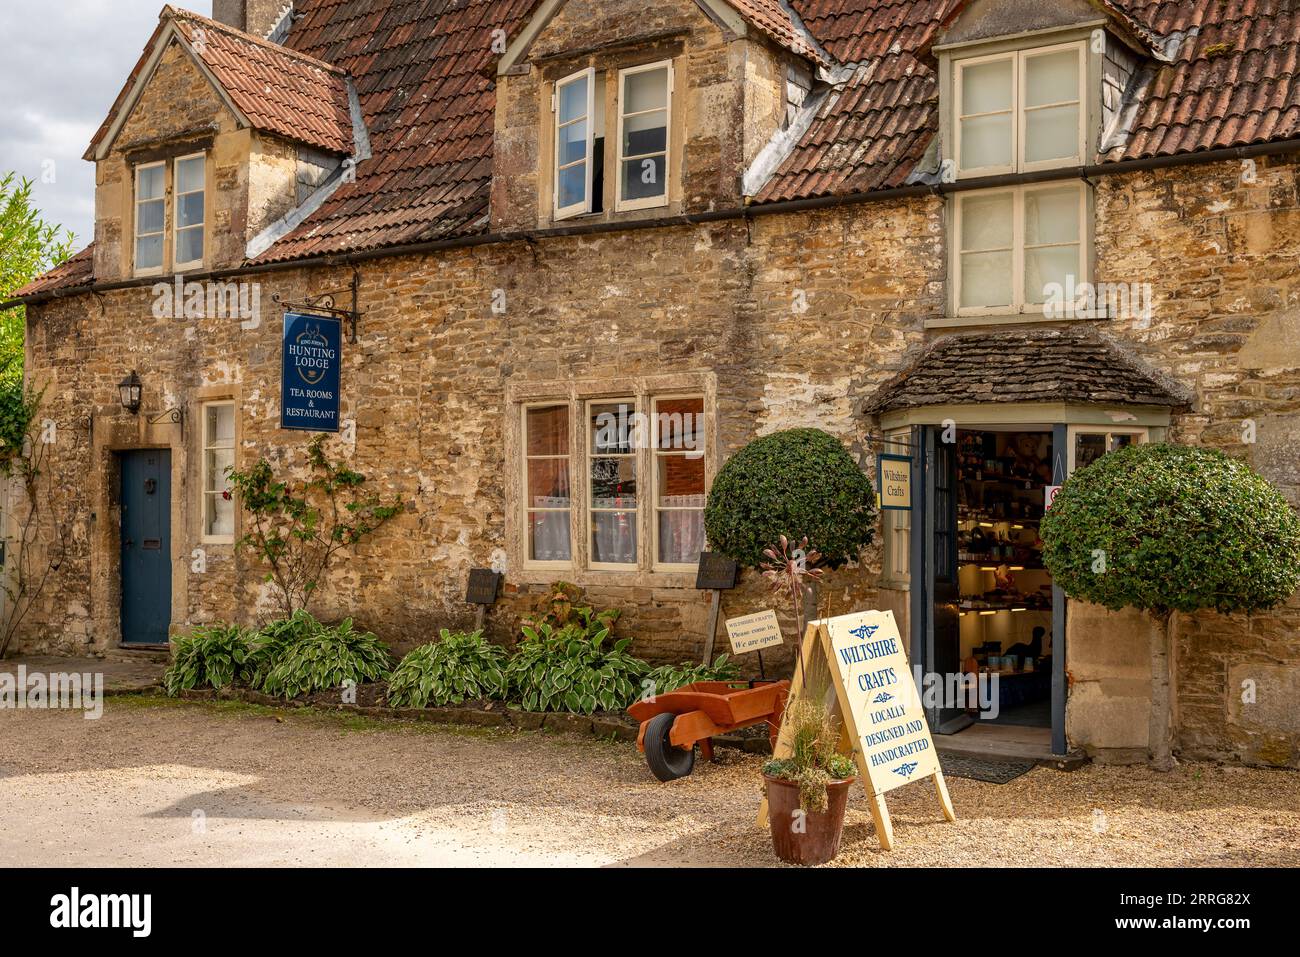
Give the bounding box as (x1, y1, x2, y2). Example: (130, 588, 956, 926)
(763, 697, 857, 866)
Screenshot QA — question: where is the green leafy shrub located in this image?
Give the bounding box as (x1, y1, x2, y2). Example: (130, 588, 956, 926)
(260, 618, 392, 700)
(704, 428, 876, 568)
(1041, 444, 1300, 615)
(245, 610, 321, 691)
(163, 624, 255, 696)
(506, 608, 647, 714)
(1041, 443, 1300, 767)
(387, 630, 508, 708)
(644, 654, 742, 695)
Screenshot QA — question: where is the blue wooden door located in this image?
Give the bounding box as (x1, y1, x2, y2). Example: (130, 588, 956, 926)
(120, 450, 172, 645)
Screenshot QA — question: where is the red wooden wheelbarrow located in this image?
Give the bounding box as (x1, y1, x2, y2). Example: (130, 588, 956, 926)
(628, 680, 790, 781)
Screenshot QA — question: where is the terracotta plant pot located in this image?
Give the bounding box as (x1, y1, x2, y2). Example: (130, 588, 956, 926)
(764, 774, 855, 866)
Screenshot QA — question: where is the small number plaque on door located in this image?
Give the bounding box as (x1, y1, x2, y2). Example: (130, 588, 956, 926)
(143, 539, 162, 550)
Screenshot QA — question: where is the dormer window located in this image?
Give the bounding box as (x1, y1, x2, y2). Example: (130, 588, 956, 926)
(132, 153, 207, 277)
(548, 59, 672, 222)
(554, 69, 604, 220)
(174, 153, 206, 270)
(616, 61, 671, 211)
(947, 39, 1090, 319)
(955, 42, 1085, 177)
(134, 163, 166, 275)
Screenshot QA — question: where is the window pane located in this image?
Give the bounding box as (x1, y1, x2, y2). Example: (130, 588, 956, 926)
(137, 198, 164, 235)
(961, 59, 1012, 114)
(1024, 186, 1080, 246)
(136, 233, 163, 270)
(137, 165, 164, 200)
(558, 163, 586, 210)
(655, 397, 704, 452)
(591, 456, 636, 506)
(205, 448, 234, 494)
(592, 511, 636, 565)
(1025, 104, 1079, 164)
(657, 455, 705, 503)
(960, 250, 1013, 308)
(622, 157, 666, 201)
(960, 192, 1013, 251)
(624, 68, 668, 113)
(206, 493, 235, 538)
(526, 406, 568, 456)
(176, 225, 204, 265)
(590, 402, 638, 454)
(658, 510, 704, 565)
(176, 156, 205, 194)
(559, 75, 588, 124)
(178, 190, 204, 228)
(622, 111, 667, 157)
(1075, 433, 1106, 470)
(206, 404, 234, 445)
(526, 458, 571, 506)
(961, 113, 1013, 169)
(1025, 50, 1079, 107)
(559, 117, 589, 166)
(1024, 244, 1079, 304)
(529, 511, 572, 562)
(1109, 433, 1134, 453)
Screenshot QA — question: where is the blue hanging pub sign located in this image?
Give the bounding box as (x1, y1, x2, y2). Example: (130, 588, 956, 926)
(280, 312, 342, 433)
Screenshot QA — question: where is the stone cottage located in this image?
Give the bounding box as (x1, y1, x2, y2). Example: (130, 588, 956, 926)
(6, 0, 1299, 768)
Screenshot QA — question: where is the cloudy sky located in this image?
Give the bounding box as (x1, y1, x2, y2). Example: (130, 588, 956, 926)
(0, 1, 212, 248)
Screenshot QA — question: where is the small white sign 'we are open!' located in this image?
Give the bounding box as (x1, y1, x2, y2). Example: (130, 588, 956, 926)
(725, 610, 784, 655)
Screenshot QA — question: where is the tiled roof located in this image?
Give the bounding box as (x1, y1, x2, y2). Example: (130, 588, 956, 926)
(864, 327, 1194, 414)
(755, 51, 936, 202)
(728, 0, 828, 65)
(87, 6, 354, 159)
(251, 0, 540, 263)
(11, 245, 96, 299)
(17, 0, 1300, 294)
(171, 9, 355, 155)
(757, 0, 1300, 201)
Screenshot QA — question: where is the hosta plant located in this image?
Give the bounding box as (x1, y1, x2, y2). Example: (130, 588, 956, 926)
(506, 608, 647, 714)
(387, 629, 508, 708)
(163, 624, 255, 696)
(259, 618, 392, 700)
(245, 609, 321, 691)
(644, 654, 742, 696)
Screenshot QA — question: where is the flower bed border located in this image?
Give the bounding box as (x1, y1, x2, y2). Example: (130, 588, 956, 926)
(163, 686, 773, 754)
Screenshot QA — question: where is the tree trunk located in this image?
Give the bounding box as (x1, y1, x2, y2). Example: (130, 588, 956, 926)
(1149, 612, 1176, 770)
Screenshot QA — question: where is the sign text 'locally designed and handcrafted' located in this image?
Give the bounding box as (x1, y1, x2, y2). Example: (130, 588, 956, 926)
(281, 312, 341, 433)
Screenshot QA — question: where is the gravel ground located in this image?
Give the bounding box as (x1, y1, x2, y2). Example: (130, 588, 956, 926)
(1, 697, 1297, 867)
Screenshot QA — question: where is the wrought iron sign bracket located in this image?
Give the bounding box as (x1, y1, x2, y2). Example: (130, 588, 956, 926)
(272, 270, 364, 343)
(146, 407, 184, 438)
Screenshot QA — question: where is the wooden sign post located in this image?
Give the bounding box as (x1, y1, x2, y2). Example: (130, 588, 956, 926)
(695, 553, 739, 665)
(758, 609, 955, 851)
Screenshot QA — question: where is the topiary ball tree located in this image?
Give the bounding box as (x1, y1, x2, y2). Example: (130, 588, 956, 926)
(704, 428, 876, 569)
(1041, 443, 1300, 769)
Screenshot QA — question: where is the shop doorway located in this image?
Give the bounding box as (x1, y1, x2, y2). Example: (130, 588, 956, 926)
(911, 424, 1066, 754)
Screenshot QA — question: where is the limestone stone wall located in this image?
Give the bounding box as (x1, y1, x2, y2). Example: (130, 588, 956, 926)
(19, 155, 1300, 766)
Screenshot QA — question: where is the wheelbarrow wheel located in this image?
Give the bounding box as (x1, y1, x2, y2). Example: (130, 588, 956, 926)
(644, 712, 696, 782)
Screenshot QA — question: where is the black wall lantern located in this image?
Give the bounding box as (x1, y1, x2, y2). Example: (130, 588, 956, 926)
(118, 371, 143, 415)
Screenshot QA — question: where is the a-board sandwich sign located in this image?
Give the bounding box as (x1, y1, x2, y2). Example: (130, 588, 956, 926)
(281, 312, 342, 433)
(822, 610, 940, 793)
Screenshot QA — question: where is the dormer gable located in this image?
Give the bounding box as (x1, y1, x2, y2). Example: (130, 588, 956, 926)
(88, 6, 358, 282)
(491, 0, 834, 230)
